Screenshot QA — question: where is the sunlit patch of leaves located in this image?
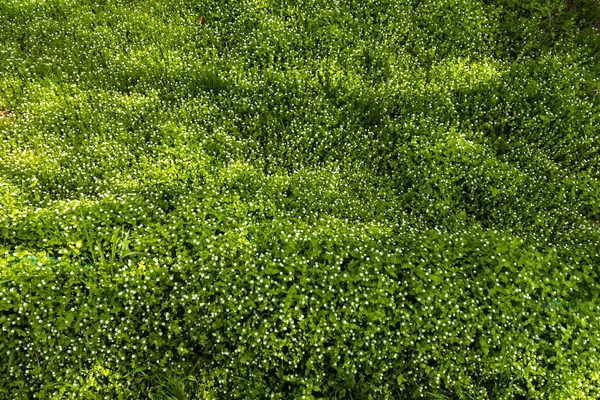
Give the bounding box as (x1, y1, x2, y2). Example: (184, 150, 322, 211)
(1, 0, 600, 398)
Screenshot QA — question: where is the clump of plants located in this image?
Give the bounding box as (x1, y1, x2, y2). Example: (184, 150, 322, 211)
(1, 0, 600, 398)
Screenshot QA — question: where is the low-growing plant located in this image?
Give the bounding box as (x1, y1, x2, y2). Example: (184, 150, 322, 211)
(1, 0, 600, 398)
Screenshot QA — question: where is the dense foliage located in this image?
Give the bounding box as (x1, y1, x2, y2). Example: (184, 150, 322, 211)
(1, 0, 600, 398)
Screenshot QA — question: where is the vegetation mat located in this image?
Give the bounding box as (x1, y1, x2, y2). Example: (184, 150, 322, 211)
(1, 0, 600, 398)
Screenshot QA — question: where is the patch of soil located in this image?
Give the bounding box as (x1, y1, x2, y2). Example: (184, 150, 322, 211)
(0, 105, 14, 120)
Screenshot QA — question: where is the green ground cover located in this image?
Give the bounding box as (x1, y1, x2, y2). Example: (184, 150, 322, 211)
(1, 0, 600, 398)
